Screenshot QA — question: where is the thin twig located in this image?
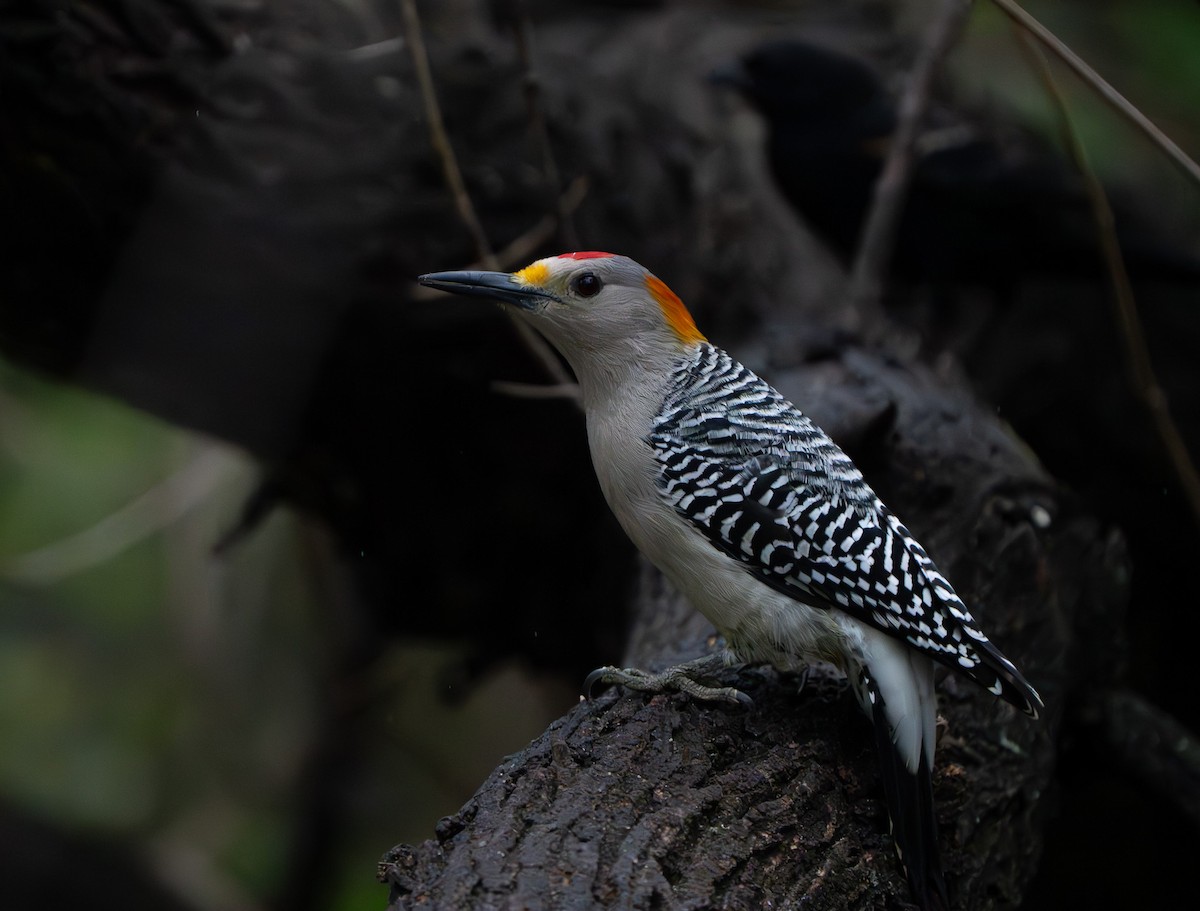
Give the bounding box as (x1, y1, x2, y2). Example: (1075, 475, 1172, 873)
(0, 447, 244, 583)
(1016, 31, 1200, 528)
(473, 175, 589, 274)
(399, 0, 579, 399)
(346, 37, 406, 64)
(508, 316, 579, 402)
(410, 175, 588, 301)
(399, 0, 493, 265)
(507, 0, 581, 250)
(990, 0, 1200, 187)
(846, 0, 974, 316)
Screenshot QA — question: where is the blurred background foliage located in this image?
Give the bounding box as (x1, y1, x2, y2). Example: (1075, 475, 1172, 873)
(1, 0, 1198, 909)
(0, 363, 572, 908)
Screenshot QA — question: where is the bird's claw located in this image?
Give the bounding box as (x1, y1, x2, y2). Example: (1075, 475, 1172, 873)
(583, 659, 752, 707)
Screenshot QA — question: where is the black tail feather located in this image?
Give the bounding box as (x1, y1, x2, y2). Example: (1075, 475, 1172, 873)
(869, 680, 949, 911)
(972, 636, 1044, 720)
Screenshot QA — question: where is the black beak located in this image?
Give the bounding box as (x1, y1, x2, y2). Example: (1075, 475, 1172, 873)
(418, 270, 553, 311)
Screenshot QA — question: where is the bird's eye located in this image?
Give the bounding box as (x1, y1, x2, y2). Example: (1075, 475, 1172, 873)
(573, 272, 603, 298)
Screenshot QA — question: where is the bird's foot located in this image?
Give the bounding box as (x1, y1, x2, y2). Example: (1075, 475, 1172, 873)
(583, 653, 752, 707)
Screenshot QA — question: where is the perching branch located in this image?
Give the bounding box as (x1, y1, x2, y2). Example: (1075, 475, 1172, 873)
(846, 0, 974, 317)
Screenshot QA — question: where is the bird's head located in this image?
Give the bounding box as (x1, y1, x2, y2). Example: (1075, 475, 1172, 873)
(419, 252, 706, 381)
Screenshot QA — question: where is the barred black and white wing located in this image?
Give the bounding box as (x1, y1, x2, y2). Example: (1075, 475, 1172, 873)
(649, 343, 1041, 717)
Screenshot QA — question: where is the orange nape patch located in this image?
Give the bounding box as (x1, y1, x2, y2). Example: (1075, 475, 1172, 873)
(514, 261, 550, 287)
(645, 275, 706, 344)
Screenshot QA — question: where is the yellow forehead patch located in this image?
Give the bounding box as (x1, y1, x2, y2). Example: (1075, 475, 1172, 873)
(646, 275, 706, 345)
(514, 261, 550, 287)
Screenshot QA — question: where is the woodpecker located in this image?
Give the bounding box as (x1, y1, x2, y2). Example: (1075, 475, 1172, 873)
(419, 252, 1042, 910)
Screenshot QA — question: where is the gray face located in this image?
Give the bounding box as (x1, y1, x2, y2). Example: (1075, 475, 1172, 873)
(419, 254, 703, 364)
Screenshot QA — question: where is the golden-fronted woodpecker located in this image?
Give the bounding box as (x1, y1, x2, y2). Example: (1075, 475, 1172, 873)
(419, 252, 1042, 910)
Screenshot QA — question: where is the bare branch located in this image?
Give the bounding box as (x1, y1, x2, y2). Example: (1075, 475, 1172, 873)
(1016, 31, 1200, 530)
(409, 176, 589, 302)
(846, 0, 974, 317)
(507, 0, 582, 251)
(475, 176, 589, 274)
(0, 446, 245, 583)
(989, 0, 1200, 187)
(399, 0, 579, 399)
(399, 0, 494, 266)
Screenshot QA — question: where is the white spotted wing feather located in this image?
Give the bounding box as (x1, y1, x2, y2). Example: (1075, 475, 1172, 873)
(650, 344, 1041, 717)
